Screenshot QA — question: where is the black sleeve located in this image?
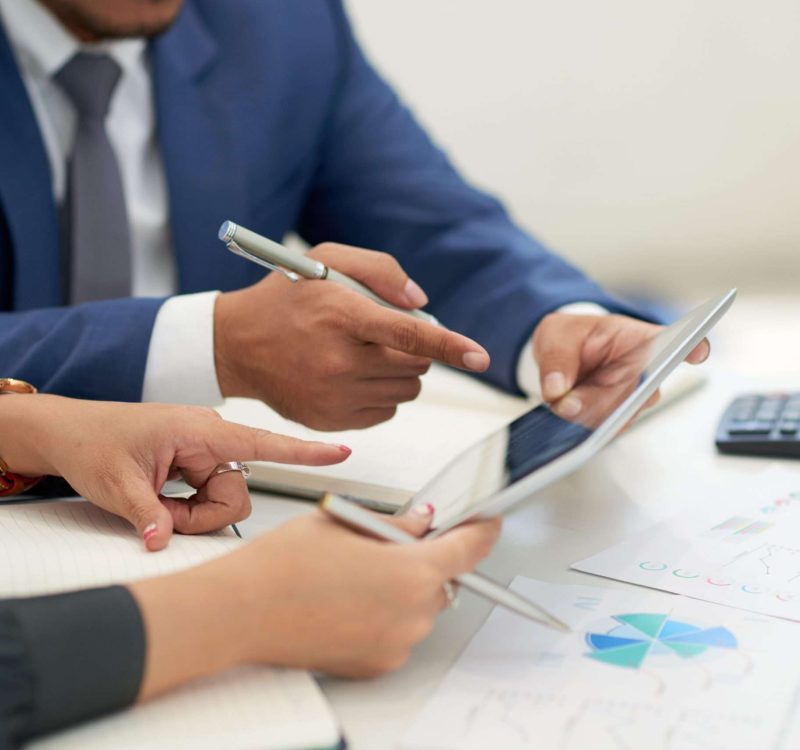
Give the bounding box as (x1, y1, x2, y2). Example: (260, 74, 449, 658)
(0, 586, 145, 749)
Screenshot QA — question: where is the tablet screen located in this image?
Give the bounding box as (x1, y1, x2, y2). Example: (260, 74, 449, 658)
(410, 295, 728, 525)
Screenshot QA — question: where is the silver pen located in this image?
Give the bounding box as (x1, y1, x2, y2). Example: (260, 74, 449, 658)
(320, 493, 571, 633)
(218, 221, 438, 326)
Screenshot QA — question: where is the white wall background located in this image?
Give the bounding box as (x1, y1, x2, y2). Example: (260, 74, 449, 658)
(346, 1, 800, 302)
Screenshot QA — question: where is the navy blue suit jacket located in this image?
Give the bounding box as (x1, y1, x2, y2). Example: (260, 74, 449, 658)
(0, 0, 638, 401)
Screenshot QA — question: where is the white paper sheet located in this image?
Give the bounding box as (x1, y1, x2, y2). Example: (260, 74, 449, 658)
(572, 466, 800, 620)
(403, 577, 800, 750)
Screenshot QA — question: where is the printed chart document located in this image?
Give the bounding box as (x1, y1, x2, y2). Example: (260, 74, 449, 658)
(404, 577, 800, 750)
(0, 501, 342, 750)
(573, 466, 800, 620)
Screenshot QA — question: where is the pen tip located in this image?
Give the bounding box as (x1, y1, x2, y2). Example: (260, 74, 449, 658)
(544, 616, 572, 634)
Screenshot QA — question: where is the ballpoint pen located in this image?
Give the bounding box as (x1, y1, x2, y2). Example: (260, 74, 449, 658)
(218, 220, 439, 326)
(320, 493, 571, 633)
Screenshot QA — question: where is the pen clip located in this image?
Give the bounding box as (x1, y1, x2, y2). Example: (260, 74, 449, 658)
(224, 239, 300, 283)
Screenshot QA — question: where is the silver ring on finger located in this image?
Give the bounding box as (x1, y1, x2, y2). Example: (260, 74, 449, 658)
(442, 580, 460, 609)
(207, 461, 251, 483)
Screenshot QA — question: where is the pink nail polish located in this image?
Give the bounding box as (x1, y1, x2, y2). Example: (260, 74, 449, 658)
(337, 444, 352, 455)
(143, 523, 158, 543)
(413, 503, 435, 516)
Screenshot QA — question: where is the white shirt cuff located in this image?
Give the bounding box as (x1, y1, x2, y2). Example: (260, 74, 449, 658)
(142, 291, 224, 405)
(515, 302, 609, 397)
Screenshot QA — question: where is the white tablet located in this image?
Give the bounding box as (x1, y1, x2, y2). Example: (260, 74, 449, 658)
(402, 289, 737, 535)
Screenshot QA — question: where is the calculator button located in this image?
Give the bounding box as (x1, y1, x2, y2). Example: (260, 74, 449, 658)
(729, 423, 772, 436)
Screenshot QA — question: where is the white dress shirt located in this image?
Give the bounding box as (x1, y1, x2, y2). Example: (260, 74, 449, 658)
(0, 0, 604, 404)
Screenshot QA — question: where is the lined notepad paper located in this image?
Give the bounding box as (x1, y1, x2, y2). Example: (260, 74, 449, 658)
(0, 501, 342, 750)
(0, 501, 240, 597)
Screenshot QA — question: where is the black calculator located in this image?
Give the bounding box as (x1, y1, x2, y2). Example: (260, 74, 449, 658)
(716, 393, 800, 458)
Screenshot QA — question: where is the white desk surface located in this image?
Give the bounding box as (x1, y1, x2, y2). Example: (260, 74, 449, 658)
(238, 294, 800, 750)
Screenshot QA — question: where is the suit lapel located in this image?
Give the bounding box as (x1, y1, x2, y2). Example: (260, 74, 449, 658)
(0, 22, 61, 309)
(151, 2, 249, 294)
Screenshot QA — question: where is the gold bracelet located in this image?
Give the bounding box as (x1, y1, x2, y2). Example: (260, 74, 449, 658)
(0, 379, 44, 497)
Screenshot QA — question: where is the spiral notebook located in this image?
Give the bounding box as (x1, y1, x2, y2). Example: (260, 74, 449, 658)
(0, 500, 343, 750)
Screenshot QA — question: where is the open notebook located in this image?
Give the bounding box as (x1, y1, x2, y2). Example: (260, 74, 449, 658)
(217, 363, 705, 511)
(217, 364, 532, 510)
(0, 501, 342, 750)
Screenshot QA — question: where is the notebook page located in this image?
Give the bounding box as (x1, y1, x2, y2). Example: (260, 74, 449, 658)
(219, 364, 704, 505)
(218, 363, 532, 500)
(0, 501, 240, 597)
(0, 501, 342, 750)
(29, 666, 341, 750)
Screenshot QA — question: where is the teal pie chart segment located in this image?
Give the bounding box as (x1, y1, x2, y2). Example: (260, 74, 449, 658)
(613, 613, 668, 638)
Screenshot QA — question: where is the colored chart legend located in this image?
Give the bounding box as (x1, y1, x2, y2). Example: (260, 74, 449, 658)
(573, 468, 800, 621)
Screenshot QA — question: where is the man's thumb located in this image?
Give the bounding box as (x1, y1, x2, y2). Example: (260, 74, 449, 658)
(535, 323, 585, 402)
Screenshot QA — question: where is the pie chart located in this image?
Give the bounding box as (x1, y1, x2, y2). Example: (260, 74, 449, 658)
(585, 613, 737, 669)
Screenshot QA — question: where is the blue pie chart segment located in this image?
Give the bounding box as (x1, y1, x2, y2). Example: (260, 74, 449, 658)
(661, 626, 738, 650)
(658, 619, 701, 640)
(585, 634, 646, 651)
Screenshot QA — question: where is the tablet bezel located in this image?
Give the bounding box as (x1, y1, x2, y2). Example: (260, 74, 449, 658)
(423, 288, 737, 537)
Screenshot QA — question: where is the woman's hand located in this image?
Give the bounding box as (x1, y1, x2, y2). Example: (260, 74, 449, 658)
(130, 508, 502, 698)
(1, 395, 349, 549)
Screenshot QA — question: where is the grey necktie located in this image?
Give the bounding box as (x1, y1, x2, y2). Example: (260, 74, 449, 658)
(55, 52, 132, 304)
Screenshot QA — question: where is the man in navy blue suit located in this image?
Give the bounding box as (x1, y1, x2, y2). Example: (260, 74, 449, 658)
(0, 0, 708, 430)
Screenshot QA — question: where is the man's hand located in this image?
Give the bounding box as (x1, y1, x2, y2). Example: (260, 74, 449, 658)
(533, 313, 710, 419)
(214, 243, 490, 430)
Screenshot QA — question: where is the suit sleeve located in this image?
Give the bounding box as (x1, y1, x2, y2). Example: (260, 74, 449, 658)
(0, 297, 164, 401)
(297, 2, 647, 393)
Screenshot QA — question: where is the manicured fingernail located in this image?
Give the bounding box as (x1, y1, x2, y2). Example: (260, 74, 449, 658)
(544, 372, 568, 400)
(337, 444, 352, 455)
(142, 523, 158, 542)
(556, 395, 582, 418)
(403, 278, 429, 307)
(413, 503, 435, 517)
(462, 351, 490, 371)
